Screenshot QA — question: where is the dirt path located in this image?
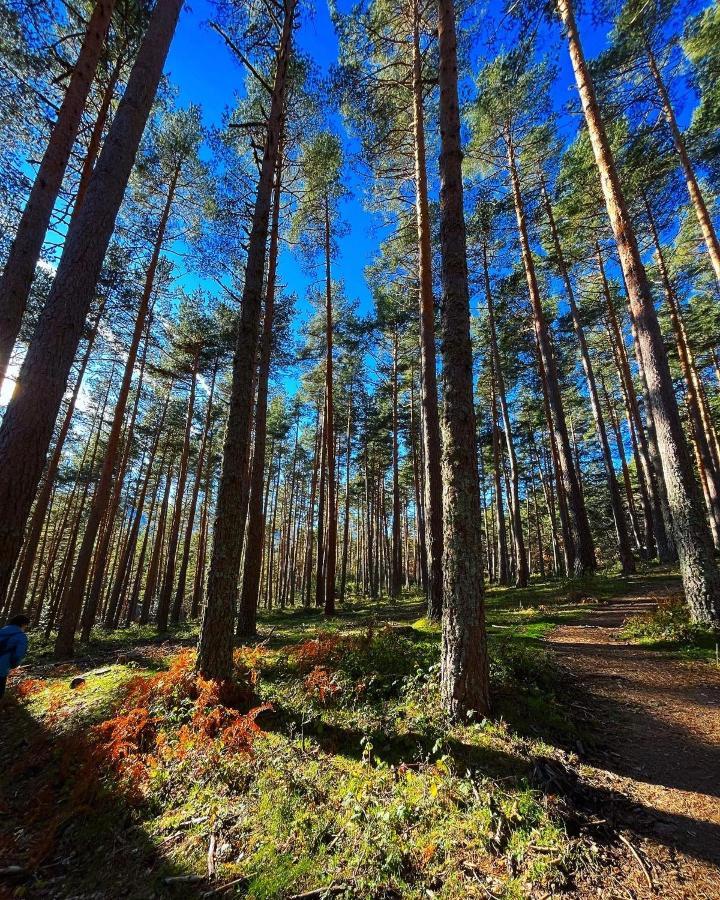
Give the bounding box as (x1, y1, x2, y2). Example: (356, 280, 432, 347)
(545, 586, 720, 899)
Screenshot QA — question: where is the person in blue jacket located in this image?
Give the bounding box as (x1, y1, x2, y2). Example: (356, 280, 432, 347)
(0, 614, 30, 699)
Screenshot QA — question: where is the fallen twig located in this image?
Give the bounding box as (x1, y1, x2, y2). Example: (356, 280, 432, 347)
(164, 874, 205, 885)
(290, 884, 349, 899)
(617, 832, 654, 892)
(202, 875, 249, 897)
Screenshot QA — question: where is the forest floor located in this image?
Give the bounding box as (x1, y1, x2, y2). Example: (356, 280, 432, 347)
(0, 571, 718, 899)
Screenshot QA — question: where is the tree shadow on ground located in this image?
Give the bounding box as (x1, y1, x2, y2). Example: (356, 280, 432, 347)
(533, 754, 720, 870)
(0, 694, 202, 900)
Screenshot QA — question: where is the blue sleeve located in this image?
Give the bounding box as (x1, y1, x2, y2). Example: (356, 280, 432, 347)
(9, 632, 28, 667)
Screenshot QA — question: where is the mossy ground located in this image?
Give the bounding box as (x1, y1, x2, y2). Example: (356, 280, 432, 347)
(1, 572, 680, 899)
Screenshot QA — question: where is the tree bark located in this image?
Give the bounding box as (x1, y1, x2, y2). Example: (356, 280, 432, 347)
(55, 164, 179, 657)
(5, 300, 104, 617)
(323, 197, 337, 617)
(437, 0, 490, 721)
(161, 349, 200, 628)
(237, 149, 283, 638)
(483, 241, 528, 586)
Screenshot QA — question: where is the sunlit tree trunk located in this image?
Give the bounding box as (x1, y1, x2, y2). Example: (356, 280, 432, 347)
(558, 0, 719, 624)
(507, 137, 595, 574)
(174, 359, 218, 620)
(324, 198, 337, 616)
(55, 166, 179, 657)
(238, 152, 283, 638)
(139, 462, 173, 626)
(160, 348, 200, 628)
(5, 300, 104, 618)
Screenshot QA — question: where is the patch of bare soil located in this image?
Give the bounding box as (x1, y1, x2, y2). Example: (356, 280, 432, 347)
(545, 582, 720, 899)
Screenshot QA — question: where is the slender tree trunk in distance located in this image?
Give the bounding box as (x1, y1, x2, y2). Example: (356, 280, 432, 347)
(390, 329, 402, 598)
(5, 300, 104, 618)
(409, 371, 429, 595)
(437, 0, 490, 721)
(483, 241, 528, 586)
(0, 0, 117, 384)
(162, 349, 200, 628)
(174, 359, 218, 620)
(558, 0, 719, 624)
(140, 463, 173, 626)
(507, 137, 595, 574)
(198, 0, 296, 678)
(540, 181, 634, 574)
(0, 0, 183, 614)
(489, 358, 509, 586)
(411, 1, 443, 620)
(339, 386, 353, 603)
(645, 196, 720, 546)
(324, 198, 337, 616)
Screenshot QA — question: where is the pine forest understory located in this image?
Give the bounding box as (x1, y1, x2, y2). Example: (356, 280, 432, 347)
(1, 0, 720, 897)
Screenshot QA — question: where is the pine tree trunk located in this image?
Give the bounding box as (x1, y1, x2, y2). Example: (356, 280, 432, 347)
(324, 198, 337, 616)
(139, 462, 173, 626)
(390, 329, 402, 598)
(55, 167, 178, 657)
(411, 0, 443, 620)
(238, 151, 283, 638)
(0, 0, 183, 614)
(409, 371, 429, 595)
(339, 388, 353, 603)
(437, 0, 490, 721)
(315, 403, 327, 609)
(161, 350, 200, 628)
(0, 0, 117, 383)
(174, 359, 218, 620)
(490, 358, 509, 586)
(198, 0, 296, 678)
(558, 0, 720, 624)
(645, 196, 720, 546)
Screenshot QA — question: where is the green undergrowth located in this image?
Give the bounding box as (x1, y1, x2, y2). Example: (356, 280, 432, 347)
(5, 573, 658, 899)
(621, 595, 719, 661)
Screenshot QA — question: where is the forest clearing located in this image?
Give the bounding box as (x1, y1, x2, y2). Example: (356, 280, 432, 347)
(1, 0, 720, 896)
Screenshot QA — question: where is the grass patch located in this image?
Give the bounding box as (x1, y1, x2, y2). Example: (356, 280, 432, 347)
(621, 596, 719, 661)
